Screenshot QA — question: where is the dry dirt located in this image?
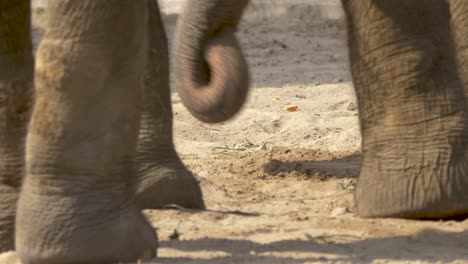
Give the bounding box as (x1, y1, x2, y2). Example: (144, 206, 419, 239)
(2, 1, 468, 264)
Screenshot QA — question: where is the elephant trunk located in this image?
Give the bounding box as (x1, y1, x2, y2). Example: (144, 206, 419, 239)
(174, 0, 250, 123)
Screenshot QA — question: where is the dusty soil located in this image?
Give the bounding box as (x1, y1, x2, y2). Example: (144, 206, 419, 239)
(2, 1, 468, 263)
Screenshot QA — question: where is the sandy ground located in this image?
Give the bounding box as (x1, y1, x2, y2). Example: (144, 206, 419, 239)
(2, 1, 468, 264)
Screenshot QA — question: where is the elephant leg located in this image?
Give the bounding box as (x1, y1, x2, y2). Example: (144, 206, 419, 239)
(16, 1, 157, 263)
(0, 0, 33, 252)
(342, 0, 468, 218)
(449, 1, 468, 107)
(135, 0, 205, 210)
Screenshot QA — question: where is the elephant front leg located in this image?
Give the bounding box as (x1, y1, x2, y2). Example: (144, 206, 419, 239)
(0, 0, 33, 253)
(135, 0, 205, 210)
(343, 0, 468, 218)
(15, 1, 157, 263)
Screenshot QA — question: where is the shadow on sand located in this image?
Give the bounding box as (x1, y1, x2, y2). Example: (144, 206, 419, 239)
(157, 228, 468, 263)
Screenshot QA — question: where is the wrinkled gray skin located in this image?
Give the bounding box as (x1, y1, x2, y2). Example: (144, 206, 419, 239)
(0, 0, 206, 262)
(175, 0, 468, 218)
(2, 0, 468, 263)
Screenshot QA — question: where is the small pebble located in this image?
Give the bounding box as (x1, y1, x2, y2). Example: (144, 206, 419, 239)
(331, 207, 348, 217)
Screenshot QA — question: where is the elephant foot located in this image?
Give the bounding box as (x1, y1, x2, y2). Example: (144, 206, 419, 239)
(136, 156, 206, 210)
(355, 122, 468, 219)
(357, 163, 468, 219)
(15, 181, 158, 264)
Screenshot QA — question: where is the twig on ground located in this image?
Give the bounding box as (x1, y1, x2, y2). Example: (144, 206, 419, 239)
(161, 204, 262, 217)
